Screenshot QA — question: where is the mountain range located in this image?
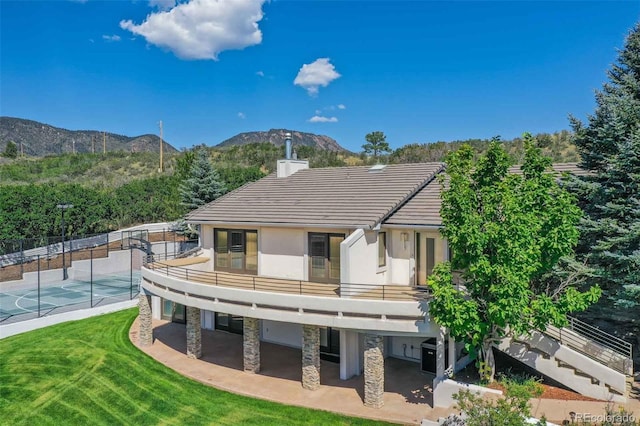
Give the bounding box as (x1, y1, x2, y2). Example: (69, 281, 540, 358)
(0, 117, 177, 157)
(0, 118, 347, 157)
(217, 129, 345, 152)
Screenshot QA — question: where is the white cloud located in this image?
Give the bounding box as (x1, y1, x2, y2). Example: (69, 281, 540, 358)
(102, 34, 121, 42)
(337, 104, 346, 110)
(308, 115, 338, 123)
(120, 0, 266, 60)
(238, 112, 246, 119)
(256, 70, 264, 77)
(294, 58, 341, 96)
(149, 0, 176, 10)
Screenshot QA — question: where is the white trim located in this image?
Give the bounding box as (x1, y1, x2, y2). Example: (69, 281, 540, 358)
(382, 224, 442, 230)
(188, 221, 370, 229)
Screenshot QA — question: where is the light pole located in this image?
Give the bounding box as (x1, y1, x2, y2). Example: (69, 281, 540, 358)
(57, 203, 73, 280)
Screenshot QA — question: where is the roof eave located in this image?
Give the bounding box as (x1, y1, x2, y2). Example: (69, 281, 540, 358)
(185, 219, 372, 230)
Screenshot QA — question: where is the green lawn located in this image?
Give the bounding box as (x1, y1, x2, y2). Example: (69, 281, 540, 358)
(0, 309, 389, 425)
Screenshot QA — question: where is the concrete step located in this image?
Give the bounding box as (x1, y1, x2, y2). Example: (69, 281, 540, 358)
(497, 336, 627, 403)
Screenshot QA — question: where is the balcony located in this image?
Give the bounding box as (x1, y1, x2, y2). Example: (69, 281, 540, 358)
(145, 254, 431, 302)
(140, 252, 436, 334)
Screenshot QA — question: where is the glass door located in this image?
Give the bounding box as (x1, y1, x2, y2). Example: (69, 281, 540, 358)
(161, 299, 186, 324)
(214, 229, 258, 275)
(214, 313, 244, 334)
(309, 233, 344, 283)
(416, 233, 436, 286)
(320, 327, 340, 362)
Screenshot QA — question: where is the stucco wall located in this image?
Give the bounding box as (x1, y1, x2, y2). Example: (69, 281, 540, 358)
(341, 229, 383, 286)
(388, 229, 414, 285)
(200, 225, 214, 250)
(262, 319, 302, 348)
(259, 228, 306, 280)
(389, 336, 425, 362)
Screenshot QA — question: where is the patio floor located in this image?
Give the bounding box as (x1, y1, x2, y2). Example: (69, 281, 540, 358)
(129, 318, 640, 425)
(130, 318, 449, 424)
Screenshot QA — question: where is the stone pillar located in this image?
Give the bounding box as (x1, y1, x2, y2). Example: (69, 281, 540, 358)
(186, 306, 202, 359)
(364, 334, 384, 408)
(243, 317, 261, 373)
(302, 325, 320, 390)
(138, 293, 153, 347)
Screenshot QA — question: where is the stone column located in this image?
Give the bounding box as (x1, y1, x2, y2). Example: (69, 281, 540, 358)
(186, 306, 202, 359)
(364, 334, 384, 408)
(243, 317, 261, 373)
(138, 293, 153, 347)
(302, 325, 320, 390)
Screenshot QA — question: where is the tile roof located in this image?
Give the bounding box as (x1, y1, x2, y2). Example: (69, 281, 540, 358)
(186, 163, 445, 229)
(385, 163, 588, 227)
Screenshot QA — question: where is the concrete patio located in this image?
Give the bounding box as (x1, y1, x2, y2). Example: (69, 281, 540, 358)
(130, 317, 448, 424)
(129, 317, 640, 425)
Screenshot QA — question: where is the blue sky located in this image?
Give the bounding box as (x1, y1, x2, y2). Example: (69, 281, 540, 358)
(1, 1, 639, 152)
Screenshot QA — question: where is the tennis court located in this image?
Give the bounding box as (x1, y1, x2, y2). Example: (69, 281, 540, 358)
(0, 271, 140, 324)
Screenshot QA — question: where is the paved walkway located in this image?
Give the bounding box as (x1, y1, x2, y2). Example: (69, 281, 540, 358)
(130, 318, 640, 425)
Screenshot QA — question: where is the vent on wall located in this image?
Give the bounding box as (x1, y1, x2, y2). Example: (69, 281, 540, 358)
(368, 164, 387, 172)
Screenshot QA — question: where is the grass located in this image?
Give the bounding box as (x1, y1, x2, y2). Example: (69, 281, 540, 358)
(0, 309, 389, 425)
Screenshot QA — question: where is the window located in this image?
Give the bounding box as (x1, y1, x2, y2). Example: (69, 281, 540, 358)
(378, 232, 387, 267)
(214, 229, 258, 274)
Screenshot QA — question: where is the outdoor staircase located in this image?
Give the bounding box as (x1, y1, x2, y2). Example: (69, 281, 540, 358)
(495, 317, 633, 403)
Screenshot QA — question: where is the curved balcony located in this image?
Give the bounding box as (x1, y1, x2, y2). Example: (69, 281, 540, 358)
(141, 253, 436, 335)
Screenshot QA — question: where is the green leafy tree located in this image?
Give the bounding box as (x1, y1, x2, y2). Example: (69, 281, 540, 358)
(179, 148, 226, 211)
(3, 141, 18, 159)
(569, 23, 640, 307)
(429, 136, 601, 381)
(362, 131, 391, 158)
(448, 376, 544, 426)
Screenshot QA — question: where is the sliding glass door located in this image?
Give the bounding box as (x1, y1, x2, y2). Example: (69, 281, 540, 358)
(309, 233, 344, 284)
(214, 229, 258, 274)
(416, 233, 436, 286)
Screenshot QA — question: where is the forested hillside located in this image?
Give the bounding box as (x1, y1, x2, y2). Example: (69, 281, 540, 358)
(0, 130, 579, 241)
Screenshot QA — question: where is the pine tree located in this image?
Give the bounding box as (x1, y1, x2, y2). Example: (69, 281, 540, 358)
(179, 148, 227, 211)
(362, 131, 391, 159)
(569, 23, 640, 307)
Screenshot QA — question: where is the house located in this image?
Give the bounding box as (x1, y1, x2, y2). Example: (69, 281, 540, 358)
(138, 144, 632, 408)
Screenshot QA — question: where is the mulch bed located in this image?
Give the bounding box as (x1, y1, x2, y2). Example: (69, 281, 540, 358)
(485, 381, 602, 401)
(455, 364, 603, 401)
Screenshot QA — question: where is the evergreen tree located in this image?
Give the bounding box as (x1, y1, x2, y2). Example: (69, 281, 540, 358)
(178, 148, 227, 211)
(3, 141, 18, 159)
(569, 23, 640, 307)
(362, 131, 391, 159)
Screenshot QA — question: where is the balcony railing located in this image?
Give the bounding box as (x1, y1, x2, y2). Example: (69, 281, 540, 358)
(143, 254, 430, 302)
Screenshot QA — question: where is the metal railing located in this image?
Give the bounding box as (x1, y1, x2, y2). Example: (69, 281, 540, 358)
(143, 254, 430, 301)
(1, 228, 198, 282)
(543, 316, 633, 375)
